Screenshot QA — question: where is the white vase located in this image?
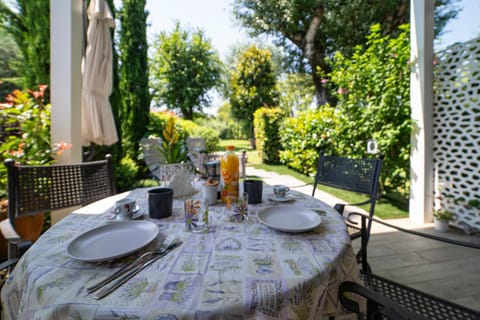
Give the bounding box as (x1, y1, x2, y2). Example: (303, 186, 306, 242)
(434, 218, 449, 232)
(158, 163, 196, 198)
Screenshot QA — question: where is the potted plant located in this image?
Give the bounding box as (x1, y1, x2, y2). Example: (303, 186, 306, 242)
(433, 210, 454, 232)
(157, 117, 189, 164)
(152, 117, 195, 197)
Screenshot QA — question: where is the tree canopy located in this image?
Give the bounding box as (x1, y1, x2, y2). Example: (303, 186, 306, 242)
(233, 0, 460, 106)
(150, 22, 222, 120)
(0, 27, 20, 78)
(229, 44, 279, 139)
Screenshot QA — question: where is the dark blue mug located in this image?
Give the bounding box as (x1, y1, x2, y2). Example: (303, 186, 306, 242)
(243, 180, 263, 204)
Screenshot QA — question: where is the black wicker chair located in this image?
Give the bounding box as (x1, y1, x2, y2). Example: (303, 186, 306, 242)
(338, 213, 480, 320)
(312, 152, 383, 258)
(0, 155, 116, 270)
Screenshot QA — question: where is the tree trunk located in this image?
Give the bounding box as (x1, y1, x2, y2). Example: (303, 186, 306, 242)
(302, 4, 335, 107)
(308, 53, 335, 107)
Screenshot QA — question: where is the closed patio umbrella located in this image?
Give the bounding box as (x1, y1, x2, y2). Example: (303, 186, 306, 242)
(81, 0, 118, 146)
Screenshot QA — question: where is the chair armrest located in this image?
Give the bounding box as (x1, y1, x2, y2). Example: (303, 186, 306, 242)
(0, 219, 21, 242)
(0, 258, 19, 271)
(334, 199, 371, 214)
(339, 281, 430, 320)
(348, 212, 480, 250)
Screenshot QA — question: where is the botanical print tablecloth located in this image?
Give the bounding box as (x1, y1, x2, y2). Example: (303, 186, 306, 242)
(1, 186, 361, 319)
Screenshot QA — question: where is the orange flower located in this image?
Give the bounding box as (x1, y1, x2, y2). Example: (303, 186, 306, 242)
(10, 142, 25, 158)
(52, 141, 72, 156)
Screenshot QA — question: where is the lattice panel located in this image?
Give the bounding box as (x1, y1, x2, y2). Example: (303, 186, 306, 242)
(433, 37, 480, 234)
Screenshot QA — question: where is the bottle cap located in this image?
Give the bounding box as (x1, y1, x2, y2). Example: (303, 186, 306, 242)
(226, 145, 235, 151)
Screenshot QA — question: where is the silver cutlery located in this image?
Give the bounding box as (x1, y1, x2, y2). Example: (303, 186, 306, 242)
(86, 234, 177, 294)
(93, 240, 182, 300)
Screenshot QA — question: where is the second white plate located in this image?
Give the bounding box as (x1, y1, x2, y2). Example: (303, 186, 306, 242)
(258, 205, 322, 232)
(67, 221, 159, 262)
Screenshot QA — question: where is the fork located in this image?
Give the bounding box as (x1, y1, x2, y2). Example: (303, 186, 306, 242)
(93, 240, 181, 300)
(86, 234, 176, 294)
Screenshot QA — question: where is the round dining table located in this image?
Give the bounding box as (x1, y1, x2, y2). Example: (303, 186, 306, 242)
(1, 182, 361, 320)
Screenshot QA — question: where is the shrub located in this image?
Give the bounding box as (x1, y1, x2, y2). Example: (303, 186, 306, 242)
(114, 154, 139, 192)
(253, 107, 285, 164)
(0, 86, 71, 198)
(279, 106, 338, 175)
(328, 24, 411, 193)
(434, 210, 454, 221)
(0, 80, 21, 102)
(187, 125, 220, 153)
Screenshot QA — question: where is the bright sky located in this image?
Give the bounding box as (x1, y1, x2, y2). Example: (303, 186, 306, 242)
(112, 0, 480, 55)
(144, 0, 249, 58)
(112, 0, 250, 58)
(436, 0, 480, 50)
(112, 0, 479, 113)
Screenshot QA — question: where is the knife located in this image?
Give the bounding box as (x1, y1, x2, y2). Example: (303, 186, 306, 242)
(92, 241, 182, 300)
(87, 234, 177, 294)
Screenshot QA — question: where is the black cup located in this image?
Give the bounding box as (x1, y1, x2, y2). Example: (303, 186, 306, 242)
(148, 188, 174, 219)
(243, 179, 263, 204)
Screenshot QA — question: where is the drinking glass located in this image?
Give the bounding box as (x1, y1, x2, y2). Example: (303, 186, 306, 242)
(226, 192, 248, 222)
(184, 198, 209, 232)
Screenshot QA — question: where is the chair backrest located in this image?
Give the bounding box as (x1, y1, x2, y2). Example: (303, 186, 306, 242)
(139, 137, 166, 180)
(186, 137, 207, 153)
(312, 152, 383, 216)
(5, 155, 116, 221)
(186, 137, 207, 175)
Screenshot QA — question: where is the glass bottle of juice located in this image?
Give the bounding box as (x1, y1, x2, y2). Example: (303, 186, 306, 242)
(220, 145, 239, 202)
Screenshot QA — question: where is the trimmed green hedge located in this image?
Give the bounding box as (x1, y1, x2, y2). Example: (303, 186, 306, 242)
(253, 107, 285, 164)
(279, 106, 338, 175)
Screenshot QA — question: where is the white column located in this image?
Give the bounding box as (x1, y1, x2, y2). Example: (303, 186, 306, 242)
(409, 0, 435, 223)
(50, 0, 83, 223)
(50, 0, 83, 164)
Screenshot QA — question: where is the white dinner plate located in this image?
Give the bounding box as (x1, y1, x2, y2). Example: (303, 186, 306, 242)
(258, 205, 322, 232)
(67, 221, 159, 262)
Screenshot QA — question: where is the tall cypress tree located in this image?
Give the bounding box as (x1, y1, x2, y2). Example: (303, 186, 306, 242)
(0, 0, 50, 90)
(118, 0, 150, 160)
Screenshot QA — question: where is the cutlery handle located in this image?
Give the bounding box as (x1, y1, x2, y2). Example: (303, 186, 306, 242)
(92, 242, 180, 300)
(86, 252, 153, 293)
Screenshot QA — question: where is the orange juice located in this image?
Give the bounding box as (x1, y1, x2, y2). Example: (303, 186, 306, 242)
(220, 146, 239, 202)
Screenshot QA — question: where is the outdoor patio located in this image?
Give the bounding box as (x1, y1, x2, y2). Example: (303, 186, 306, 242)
(247, 166, 480, 314)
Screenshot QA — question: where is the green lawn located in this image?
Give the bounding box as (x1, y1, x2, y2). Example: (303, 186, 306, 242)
(217, 139, 409, 220)
(216, 139, 252, 151)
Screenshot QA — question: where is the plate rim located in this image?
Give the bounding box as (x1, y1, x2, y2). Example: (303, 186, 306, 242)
(66, 220, 159, 262)
(257, 205, 322, 232)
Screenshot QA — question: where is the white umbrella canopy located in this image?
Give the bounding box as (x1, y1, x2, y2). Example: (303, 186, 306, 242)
(81, 0, 118, 146)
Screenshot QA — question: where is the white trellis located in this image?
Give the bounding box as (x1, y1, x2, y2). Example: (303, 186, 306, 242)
(433, 37, 480, 234)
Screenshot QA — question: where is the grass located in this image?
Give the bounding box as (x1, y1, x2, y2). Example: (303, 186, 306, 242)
(216, 139, 252, 151)
(217, 139, 409, 220)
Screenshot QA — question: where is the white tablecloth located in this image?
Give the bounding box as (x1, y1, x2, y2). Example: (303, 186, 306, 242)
(1, 184, 361, 319)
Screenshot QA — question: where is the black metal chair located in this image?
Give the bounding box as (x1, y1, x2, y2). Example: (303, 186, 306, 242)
(338, 213, 480, 320)
(0, 155, 116, 270)
(312, 152, 383, 257)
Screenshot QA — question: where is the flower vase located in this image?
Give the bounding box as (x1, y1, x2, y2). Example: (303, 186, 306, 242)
(434, 218, 449, 232)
